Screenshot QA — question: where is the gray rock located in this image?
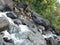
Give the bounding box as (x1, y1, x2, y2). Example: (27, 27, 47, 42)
(0, 0, 14, 9)
(0, 5, 4, 11)
(4, 43, 14, 45)
(48, 37, 58, 45)
(16, 2, 28, 11)
(0, 1, 11, 12)
(15, 39, 33, 45)
(37, 25, 45, 33)
(2, 5, 11, 12)
(0, 35, 14, 45)
(0, 16, 9, 32)
(19, 25, 46, 45)
(28, 32, 46, 45)
(7, 24, 46, 45)
(13, 19, 22, 25)
(31, 11, 50, 30)
(8, 23, 20, 34)
(0, 35, 5, 45)
(20, 18, 38, 33)
(3, 37, 14, 43)
(15, 11, 47, 45)
(6, 12, 17, 19)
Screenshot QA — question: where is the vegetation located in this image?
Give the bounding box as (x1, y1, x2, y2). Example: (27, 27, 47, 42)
(13, 0, 60, 31)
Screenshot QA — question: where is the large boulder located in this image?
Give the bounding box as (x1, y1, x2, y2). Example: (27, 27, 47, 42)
(31, 11, 50, 30)
(0, 16, 9, 32)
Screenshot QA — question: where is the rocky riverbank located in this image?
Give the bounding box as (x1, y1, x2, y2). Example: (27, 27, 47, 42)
(0, 0, 60, 45)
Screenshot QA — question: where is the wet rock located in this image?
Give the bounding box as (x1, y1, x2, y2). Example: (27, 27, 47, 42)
(14, 39, 34, 45)
(6, 12, 17, 19)
(38, 25, 45, 31)
(3, 37, 14, 43)
(0, 35, 14, 45)
(13, 19, 22, 25)
(0, 5, 11, 12)
(42, 30, 60, 45)
(0, 16, 9, 32)
(19, 18, 38, 33)
(37, 25, 45, 33)
(3, 5, 11, 12)
(31, 11, 50, 30)
(0, 35, 5, 45)
(0, 5, 4, 12)
(48, 37, 58, 45)
(49, 26, 60, 36)
(0, 2, 52, 45)
(16, 2, 28, 11)
(55, 30, 60, 35)
(28, 32, 46, 45)
(18, 25, 46, 45)
(6, 23, 46, 45)
(4, 43, 14, 45)
(8, 23, 20, 34)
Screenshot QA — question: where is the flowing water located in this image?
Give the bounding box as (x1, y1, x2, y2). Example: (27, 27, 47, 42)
(0, 12, 60, 45)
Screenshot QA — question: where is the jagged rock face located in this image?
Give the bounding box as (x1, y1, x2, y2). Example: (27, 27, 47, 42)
(0, 16, 9, 32)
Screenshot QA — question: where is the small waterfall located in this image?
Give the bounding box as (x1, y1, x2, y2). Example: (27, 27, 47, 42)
(2, 25, 32, 45)
(0, 13, 32, 45)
